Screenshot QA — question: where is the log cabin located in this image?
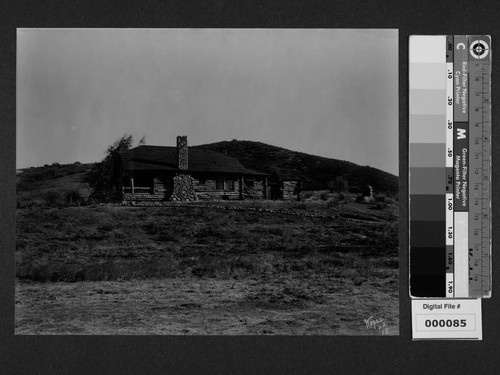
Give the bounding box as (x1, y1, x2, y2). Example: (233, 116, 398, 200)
(118, 136, 269, 202)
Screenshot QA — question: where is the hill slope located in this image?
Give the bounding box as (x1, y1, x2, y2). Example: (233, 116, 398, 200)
(194, 140, 398, 195)
(17, 162, 93, 207)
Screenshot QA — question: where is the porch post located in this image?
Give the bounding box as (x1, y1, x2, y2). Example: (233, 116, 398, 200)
(131, 177, 135, 194)
(264, 177, 268, 199)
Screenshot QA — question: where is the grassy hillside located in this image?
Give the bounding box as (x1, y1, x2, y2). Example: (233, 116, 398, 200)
(16, 202, 398, 283)
(16, 200, 398, 334)
(17, 162, 93, 207)
(194, 140, 398, 195)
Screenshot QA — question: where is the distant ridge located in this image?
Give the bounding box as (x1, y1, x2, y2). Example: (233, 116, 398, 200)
(194, 140, 398, 195)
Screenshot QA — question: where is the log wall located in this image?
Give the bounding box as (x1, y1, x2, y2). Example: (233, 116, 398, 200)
(123, 192, 163, 202)
(123, 174, 268, 202)
(282, 181, 298, 200)
(243, 180, 265, 199)
(193, 178, 241, 200)
(153, 178, 166, 195)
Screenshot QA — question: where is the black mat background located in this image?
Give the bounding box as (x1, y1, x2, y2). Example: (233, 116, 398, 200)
(1, 1, 499, 374)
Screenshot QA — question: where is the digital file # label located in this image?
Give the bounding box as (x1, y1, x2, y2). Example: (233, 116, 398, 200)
(412, 298, 482, 340)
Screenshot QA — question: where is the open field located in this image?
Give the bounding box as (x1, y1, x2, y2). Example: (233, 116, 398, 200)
(16, 277, 397, 335)
(16, 198, 398, 335)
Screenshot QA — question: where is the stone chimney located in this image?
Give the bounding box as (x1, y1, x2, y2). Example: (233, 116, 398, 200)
(177, 135, 188, 170)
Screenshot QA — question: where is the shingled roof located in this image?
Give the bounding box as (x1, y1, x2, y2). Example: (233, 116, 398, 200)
(120, 145, 267, 176)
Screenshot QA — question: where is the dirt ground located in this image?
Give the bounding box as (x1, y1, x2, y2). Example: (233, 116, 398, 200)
(16, 200, 399, 335)
(16, 275, 398, 335)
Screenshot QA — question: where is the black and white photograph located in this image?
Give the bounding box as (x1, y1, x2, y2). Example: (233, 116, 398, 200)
(15, 28, 399, 335)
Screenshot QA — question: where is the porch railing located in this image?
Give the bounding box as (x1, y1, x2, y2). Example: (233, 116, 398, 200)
(123, 186, 152, 194)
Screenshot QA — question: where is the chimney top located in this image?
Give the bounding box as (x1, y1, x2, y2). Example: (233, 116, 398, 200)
(177, 136, 188, 170)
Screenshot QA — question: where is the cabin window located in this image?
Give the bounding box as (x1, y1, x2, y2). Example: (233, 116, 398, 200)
(216, 178, 224, 190)
(225, 180, 235, 191)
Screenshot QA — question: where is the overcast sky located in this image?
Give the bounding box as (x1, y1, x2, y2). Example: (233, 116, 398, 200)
(17, 29, 398, 175)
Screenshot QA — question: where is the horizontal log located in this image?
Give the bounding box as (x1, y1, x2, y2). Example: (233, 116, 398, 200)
(123, 193, 162, 197)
